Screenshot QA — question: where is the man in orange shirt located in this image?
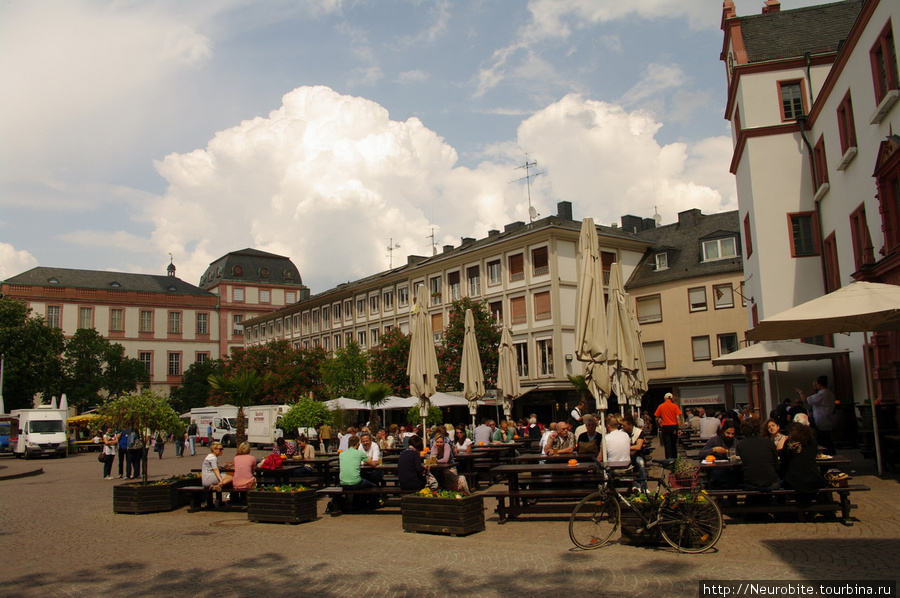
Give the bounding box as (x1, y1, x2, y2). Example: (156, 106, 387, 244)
(654, 392, 682, 459)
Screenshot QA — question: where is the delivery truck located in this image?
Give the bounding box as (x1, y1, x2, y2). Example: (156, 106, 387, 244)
(245, 404, 289, 448)
(188, 405, 238, 446)
(10, 407, 68, 459)
(189, 404, 288, 447)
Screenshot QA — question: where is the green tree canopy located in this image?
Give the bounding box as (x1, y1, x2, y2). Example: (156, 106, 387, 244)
(0, 297, 65, 411)
(320, 341, 368, 399)
(406, 404, 443, 427)
(208, 370, 268, 445)
(368, 328, 410, 396)
(281, 396, 331, 436)
(170, 359, 224, 413)
(63, 329, 148, 406)
(436, 298, 502, 391)
(224, 340, 326, 403)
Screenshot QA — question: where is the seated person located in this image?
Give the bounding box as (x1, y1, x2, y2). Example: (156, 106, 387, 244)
(762, 418, 787, 451)
(698, 412, 721, 440)
(690, 409, 702, 433)
(291, 435, 316, 476)
(539, 422, 558, 454)
(779, 422, 826, 503)
(699, 419, 740, 488)
(339, 435, 380, 508)
(621, 414, 647, 490)
(230, 442, 258, 501)
(201, 443, 233, 491)
(358, 431, 383, 486)
(492, 420, 516, 444)
(272, 436, 296, 457)
(453, 426, 472, 455)
(736, 418, 780, 492)
(431, 433, 464, 491)
(603, 415, 632, 465)
(575, 416, 601, 455)
(544, 422, 575, 455)
(399, 435, 431, 491)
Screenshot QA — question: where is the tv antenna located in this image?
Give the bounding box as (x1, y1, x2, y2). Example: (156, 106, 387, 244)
(510, 155, 544, 222)
(386, 238, 401, 268)
(427, 227, 437, 256)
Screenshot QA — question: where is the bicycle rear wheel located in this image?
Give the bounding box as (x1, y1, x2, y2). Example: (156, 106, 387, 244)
(658, 489, 723, 553)
(568, 491, 621, 549)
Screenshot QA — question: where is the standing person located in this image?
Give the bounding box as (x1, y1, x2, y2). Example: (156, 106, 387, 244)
(126, 429, 144, 479)
(570, 400, 586, 428)
(318, 422, 333, 452)
(116, 429, 129, 478)
(796, 375, 836, 456)
(101, 428, 117, 479)
(153, 431, 166, 459)
(172, 429, 184, 458)
(206, 422, 213, 447)
(654, 392, 682, 459)
(187, 420, 199, 456)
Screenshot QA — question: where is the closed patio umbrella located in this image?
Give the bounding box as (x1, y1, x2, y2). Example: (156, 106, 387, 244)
(407, 285, 440, 435)
(460, 308, 485, 432)
(496, 327, 521, 422)
(606, 262, 634, 410)
(626, 298, 648, 414)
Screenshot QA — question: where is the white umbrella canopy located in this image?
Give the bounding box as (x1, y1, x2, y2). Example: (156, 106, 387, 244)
(711, 340, 850, 366)
(496, 327, 521, 421)
(407, 284, 440, 434)
(460, 308, 486, 429)
(606, 262, 634, 408)
(574, 218, 610, 411)
(747, 281, 900, 341)
(325, 397, 371, 411)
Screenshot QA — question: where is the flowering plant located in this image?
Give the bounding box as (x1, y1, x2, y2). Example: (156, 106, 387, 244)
(417, 488, 465, 499)
(149, 473, 200, 485)
(257, 484, 309, 493)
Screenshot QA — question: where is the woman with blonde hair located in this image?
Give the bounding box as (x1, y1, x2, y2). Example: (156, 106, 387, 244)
(231, 442, 257, 492)
(201, 442, 233, 491)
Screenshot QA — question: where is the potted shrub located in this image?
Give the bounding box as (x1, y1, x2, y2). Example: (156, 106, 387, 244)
(113, 474, 200, 514)
(401, 489, 484, 536)
(247, 484, 318, 524)
(619, 492, 663, 546)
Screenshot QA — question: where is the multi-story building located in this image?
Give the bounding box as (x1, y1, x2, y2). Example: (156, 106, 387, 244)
(626, 208, 750, 414)
(720, 0, 899, 413)
(242, 202, 653, 419)
(2, 249, 308, 396)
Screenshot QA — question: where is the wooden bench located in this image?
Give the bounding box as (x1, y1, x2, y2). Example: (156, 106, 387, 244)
(316, 486, 418, 516)
(704, 484, 870, 526)
(480, 488, 597, 523)
(179, 486, 224, 512)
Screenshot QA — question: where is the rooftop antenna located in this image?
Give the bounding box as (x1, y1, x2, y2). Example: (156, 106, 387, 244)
(428, 228, 437, 256)
(386, 238, 401, 268)
(510, 154, 544, 223)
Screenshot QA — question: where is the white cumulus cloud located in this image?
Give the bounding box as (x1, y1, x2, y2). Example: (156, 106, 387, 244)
(0, 243, 39, 279)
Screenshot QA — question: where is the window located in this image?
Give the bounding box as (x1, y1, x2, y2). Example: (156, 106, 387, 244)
(333, 303, 342, 321)
(489, 300, 503, 324)
(643, 341, 665, 369)
(321, 307, 329, 330)
(702, 237, 737, 261)
(654, 252, 668, 271)
(813, 136, 829, 191)
(533, 291, 551, 321)
(870, 22, 899, 103)
(823, 232, 840, 293)
(356, 298, 365, 316)
(713, 284, 734, 309)
(345, 300, 353, 319)
(849, 204, 875, 270)
(515, 342, 529, 377)
(837, 92, 857, 156)
(383, 290, 393, 310)
(140, 310, 153, 333)
(312, 310, 320, 332)
(323, 336, 331, 351)
(369, 295, 379, 314)
(167, 352, 181, 376)
(717, 333, 739, 356)
(431, 313, 443, 342)
(532, 246, 549, 276)
(334, 334, 342, 349)
(46, 305, 61, 329)
(536, 338, 554, 376)
(268, 322, 274, 337)
(743, 213, 753, 257)
(358, 331, 367, 348)
(397, 286, 409, 306)
(196, 352, 209, 365)
(636, 295, 662, 324)
(168, 312, 181, 334)
(510, 296, 527, 325)
(284, 316, 291, 333)
(110, 308, 124, 332)
(78, 307, 93, 330)
(275, 320, 282, 336)
(345, 332, 353, 347)
(196, 312, 208, 335)
(233, 315, 244, 336)
(779, 80, 805, 121)
(688, 287, 707, 312)
(429, 276, 442, 305)
(692, 336, 711, 361)
(371, 328, 379, 345)
(302, 313, 310, 334)
(467, 266, 480, 297)
(259, 289, 271, 303)
(875, 143, 900, 250)
(233, 287, 244, 302)
(286, 291, 296, 304)
(508, 254, 524, 282)
(488, 260, 502, 285)
(447, 271, 461, 301)
(139, 352, 152, 374)
(788, 212, 820, 257)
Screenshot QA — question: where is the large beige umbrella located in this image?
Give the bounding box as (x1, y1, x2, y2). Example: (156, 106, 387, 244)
(626, 298, 648, 412)
(407, 285, 440, 435)
(496, 327, 521, 421)
(460, 308, 485, 431)
(606, 262, 635, 409)
(746, 281, 900, 474)
(574, 218, 610, 411)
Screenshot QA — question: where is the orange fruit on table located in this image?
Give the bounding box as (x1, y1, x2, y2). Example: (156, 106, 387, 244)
(567, 459, 578, 466)
(704, 455, 716, 462)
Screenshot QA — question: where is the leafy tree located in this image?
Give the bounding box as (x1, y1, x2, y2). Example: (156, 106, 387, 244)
(568, 375, 590, 402)
(281, 396, 332, 437)
(320, 341, 368, 399)
(435, 298, 502, 391)
(224, 340, 327, 403)
(63, 329, 148, 406)
(0, 297, 65, 411)
(208, 370, 268, 446)
(98, 390, 182, 485)
(170, 359, 224, 413)
(368, 328, 411, 396)
(358, 381, 392, 428)
(406, 404, 443, 427)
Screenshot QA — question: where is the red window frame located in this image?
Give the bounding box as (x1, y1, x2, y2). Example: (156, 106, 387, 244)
(813, 135, 829, 190)
(836, 92, 857, 155)
(743, 213, 752, 257)
(777, 78, 807, 122)
(822, 232, 840, 293)
(870, 21, 899, 104)
(787, 212, 820, 257)
(849, 203, 875, 271)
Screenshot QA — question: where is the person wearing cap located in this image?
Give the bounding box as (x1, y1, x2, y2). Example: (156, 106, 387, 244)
(654, 392, 682, 459)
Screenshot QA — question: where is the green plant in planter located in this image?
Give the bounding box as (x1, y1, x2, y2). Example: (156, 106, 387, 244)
(256, 484, 309, 493)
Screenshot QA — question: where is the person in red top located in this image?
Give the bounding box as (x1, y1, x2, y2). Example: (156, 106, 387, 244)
(654, 392, 682, 459)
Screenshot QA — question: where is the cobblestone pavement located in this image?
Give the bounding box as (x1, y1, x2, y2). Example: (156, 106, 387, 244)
(1, 446, 897, 597)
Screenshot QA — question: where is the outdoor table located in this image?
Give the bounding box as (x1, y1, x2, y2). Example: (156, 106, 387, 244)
(490, 462, 603, 492)
(513, 453, 598, 463)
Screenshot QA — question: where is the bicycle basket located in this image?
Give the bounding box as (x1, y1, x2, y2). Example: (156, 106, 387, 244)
(668, 467, 700, 489)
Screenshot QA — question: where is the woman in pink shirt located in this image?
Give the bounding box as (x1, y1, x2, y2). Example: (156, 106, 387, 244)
(231, 442, 258, 493)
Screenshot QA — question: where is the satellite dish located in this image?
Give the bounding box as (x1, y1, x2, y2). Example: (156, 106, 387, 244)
(529, 206, 539, 221)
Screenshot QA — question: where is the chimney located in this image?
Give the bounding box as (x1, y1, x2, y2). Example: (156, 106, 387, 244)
(677, 208, 703, 227)
(642, 218, 656, 231)
(461, 237, 475, 246)
(488, 229, 500, 237)
(442, 244, 454, 253)
(556, 201, 573, 221)
(407, 255, 427, 266)
(762, 0, 780, 14)
(504, 221, 525, 233)
(620, 215, 642, 233)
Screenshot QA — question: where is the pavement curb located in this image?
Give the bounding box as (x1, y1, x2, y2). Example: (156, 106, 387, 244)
(0, 467, 44, 481)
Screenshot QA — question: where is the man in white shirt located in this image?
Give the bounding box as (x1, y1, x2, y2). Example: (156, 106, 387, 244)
(570, 400, 586, 427)
(473, 419, 494, 445)
(540, 422, 558, 455)
(604, 416, 632, 464)
(698, 413, 721, 440)
(690, 409, 703, 433)
(358, 431, 383, 486)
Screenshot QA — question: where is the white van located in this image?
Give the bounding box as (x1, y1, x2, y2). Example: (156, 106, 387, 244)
(245, 404, 289, 448)
(189, 405, 238, 447)
(11, 407, 68, 459)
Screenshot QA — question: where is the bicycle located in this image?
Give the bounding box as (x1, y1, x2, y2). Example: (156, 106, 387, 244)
(568, 459, 723, 553)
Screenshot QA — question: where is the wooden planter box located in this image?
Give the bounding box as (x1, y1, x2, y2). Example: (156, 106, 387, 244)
(113, 478, 195, 514)
(620, 502, 663, 546)
(401, 494, 485, 536)
(247, 489, 318, 524)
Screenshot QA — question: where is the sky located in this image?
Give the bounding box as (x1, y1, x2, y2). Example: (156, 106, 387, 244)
(0, 0, 833, 292)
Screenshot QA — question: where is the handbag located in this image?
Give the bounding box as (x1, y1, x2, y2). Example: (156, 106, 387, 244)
(98, 452, 106, 462)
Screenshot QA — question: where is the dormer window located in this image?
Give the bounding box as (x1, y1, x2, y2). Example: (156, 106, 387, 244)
(232, 265, 243, 277)
(259, 267, 269, 278)
(48, 277, 59, 284)
(284, 270, 294, 280)
(702, 237, 737, 262)
(654, 253, 668, 271)
(110, 281, 121, 288)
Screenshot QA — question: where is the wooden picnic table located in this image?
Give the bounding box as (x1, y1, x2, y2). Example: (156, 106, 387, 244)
(512, 453, 598, 463)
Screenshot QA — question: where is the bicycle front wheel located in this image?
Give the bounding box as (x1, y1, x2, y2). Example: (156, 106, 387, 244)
(568, 491, 621, 549)
(658, 489, 723, 553)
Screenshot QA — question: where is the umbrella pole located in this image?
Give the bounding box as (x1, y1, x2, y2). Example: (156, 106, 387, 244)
(863, 332, 883, 476)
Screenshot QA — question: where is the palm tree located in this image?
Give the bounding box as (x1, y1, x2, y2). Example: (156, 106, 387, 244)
(358, 381, 392, 429)
(568, 374, 591, 404)
(208, 370, 268, 446)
